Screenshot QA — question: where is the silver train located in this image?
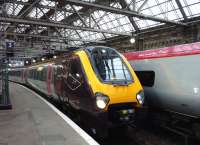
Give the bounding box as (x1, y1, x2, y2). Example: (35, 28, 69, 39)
(124, 42, 200, 138)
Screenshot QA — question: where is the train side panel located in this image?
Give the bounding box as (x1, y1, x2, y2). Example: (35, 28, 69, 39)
(129, 55, 200, 117)
(9, 69, 24, 83)
(27, 65, 54, 98)
(125, 42, 200, 118)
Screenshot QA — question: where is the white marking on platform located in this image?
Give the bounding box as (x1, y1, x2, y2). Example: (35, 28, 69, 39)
(19, 84, 99, 145)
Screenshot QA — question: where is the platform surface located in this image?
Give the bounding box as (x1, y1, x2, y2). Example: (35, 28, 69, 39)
(0, 83, 99, 145)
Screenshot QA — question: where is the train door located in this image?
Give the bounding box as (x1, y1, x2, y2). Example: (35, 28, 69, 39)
(54, 65, 63, 98)
(46, 65, 53, 96)
(62, 57, 86, 110)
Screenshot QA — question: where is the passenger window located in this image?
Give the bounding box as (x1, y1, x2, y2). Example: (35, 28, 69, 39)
(43, 67, 47, 81)
(135, 71, 155, 87)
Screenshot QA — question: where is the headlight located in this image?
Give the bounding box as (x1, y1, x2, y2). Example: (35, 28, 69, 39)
(136, 91, 145, 105)
(95, 93, 109, 109)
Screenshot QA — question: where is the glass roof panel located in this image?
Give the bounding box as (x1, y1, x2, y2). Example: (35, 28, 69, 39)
(0, 22, 10, 31)
(81, 0, 96, 2)
(65, 5, 83, 11)
(71, 30, 105, 41)
(50, 11, 72, 21)
(18, 0, 29, 2)
(73, 19, 83, 26)
(131, 0, 184, 29)
(40, 0, 55, 7)
(28, 7, 49, 18)
(92, 10, 134, 32)
(180, 0, 200, 18)
(6, 3, 23, 16)
(71, 2, 134, 41)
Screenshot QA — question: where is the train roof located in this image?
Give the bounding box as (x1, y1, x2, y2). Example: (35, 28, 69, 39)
(124, 42, 200, 60)
(10, 46, 118, 69)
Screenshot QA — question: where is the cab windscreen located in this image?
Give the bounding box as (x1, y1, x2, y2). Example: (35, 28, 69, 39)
(90, 47, 133, 84)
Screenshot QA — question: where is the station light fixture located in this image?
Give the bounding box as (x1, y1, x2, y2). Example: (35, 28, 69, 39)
(53, 56, 57, 59)
(130, 37, 135, 44)
(130, 32, 136, 44)
(32, 59, 36, 63)
(41, 58, 45, 61)
(25, 61, 29, 64)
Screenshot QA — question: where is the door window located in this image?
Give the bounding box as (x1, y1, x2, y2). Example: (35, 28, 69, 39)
(65, 58, 83, 90)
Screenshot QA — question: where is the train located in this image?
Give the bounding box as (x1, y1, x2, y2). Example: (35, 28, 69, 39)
(124, 42, 200, 139)
(9, 46, 144, 137)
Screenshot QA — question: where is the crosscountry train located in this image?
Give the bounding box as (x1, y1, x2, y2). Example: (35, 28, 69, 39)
(9, 46, 144, 137)
(124, 42, 200, 139)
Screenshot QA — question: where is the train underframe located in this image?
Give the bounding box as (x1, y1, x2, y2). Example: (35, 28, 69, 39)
(59, 100, 137, 138)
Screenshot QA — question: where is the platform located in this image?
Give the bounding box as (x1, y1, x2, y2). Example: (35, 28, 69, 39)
(0, 83, 99, 145)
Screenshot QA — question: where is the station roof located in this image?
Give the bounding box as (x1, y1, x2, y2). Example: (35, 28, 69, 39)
(1, 0, 200, 47)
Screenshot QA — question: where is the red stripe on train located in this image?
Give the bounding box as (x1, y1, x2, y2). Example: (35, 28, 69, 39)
(124, 42, 200, 60)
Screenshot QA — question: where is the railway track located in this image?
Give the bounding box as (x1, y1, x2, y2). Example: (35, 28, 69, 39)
(97, 124, 199, 145)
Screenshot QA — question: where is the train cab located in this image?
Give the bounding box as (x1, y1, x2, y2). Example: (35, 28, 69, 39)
(57, 46, 144, 136)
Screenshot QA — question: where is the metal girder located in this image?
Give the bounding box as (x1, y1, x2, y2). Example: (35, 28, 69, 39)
(64, 0, 187, 26)
(38, 7, 70, 45)
(91, 16, 106, 39)
(175, 0, 188, 21)
(34, 0, 110, 40)
(17, 0, 41, 18)
(4, 0, 80, 14)
(119, 0, 139, 32)
(137, 0, 148, 12)
(24, 0, 69, 35)
(70, 5, 87, 27)
(0, 16, 131, 36)
(54, 28, 70, 44)
(132, 0, 136, 11)
(69, 4, 88, 45)
(6, 0, 41, 33)
(3, 32, 106, 43)
(61, 0, 110, 24)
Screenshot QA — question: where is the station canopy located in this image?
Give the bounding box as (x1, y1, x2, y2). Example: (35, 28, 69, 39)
(1, 0, 200, 46)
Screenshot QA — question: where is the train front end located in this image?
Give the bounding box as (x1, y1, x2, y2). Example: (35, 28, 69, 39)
(76, 46, 144, 136)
